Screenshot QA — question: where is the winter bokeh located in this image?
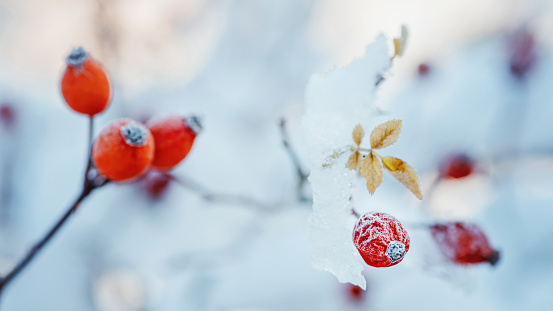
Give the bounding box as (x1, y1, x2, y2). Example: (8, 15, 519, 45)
(1, 0, 553, 310)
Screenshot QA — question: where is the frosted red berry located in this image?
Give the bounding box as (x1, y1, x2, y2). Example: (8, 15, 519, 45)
(353, 212, 410, 268)
(146, 115, 201, 171)
(430, 222, 499, 265)
(92, 119, 154, 182)
(61, 47, 111, 116)
(441, 154, 474, 179)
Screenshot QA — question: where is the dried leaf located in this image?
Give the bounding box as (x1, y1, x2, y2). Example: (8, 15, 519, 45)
(370, 119, 402, 149)
(352, 124, 365, 146)
(382, 156, 422, 200)
(394, 25, 409, 57)
(348, 151, 363, 171)
(360, 151, 383, 195)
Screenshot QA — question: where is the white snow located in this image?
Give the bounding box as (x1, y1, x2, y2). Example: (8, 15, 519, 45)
(302, 35, 391, 289)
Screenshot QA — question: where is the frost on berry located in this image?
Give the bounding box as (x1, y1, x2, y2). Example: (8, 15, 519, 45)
(302, 35, 391, 289)
(386, 241, 406, 262)
(184, 115, 203, 135)
(66, 46, 89, 66)
(353, 212, 410, 268)
(120, 122, 149, 146)
(430, 222, 499, 266)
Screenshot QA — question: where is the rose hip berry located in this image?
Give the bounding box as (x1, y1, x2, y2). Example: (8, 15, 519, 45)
(61, 47, 111, 116)
(92, 119, 154, 182)
(440, 154, 474, 179)
(430, 222, 500, 266)
(353, 212, 410, 268)
(0, 104, 15, 129)
(146, 115, 201, 171)
(142, 171, 171, 199)
(418, 63, 430, 77)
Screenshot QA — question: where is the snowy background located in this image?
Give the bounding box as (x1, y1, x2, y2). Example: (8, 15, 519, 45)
(1, 0, 553, 310)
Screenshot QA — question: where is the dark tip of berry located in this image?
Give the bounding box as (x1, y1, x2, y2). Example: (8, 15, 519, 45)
(185, 115, 202, 135)
(386, 241, 406, 262)
(120, 122, 149, 146)
(66, 47, 89, 66)
(488, 250, 500, 266)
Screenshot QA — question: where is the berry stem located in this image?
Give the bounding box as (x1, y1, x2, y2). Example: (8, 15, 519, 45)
(279, 118, 310, 202)
(169, 175, 275, 211)
(0, 116, 109, 298)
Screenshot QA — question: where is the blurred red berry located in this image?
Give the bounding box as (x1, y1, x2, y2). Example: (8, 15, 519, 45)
(353, 212, 410, 268)
(92, 119, 155, 182)
(61, 47, 112, 116)
(146, 115, 201, 171)
(508, 28, 536, 79)
(142, 171, 171, 199)
(441, 154, 474, 179)
(346, 284, 365, 303)
(418, 63, 430, 77)
(0, 104, 15, 128)
(430, 222, 499, 265)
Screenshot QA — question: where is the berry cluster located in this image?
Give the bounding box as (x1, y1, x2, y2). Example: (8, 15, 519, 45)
(61, 47, 200, 181)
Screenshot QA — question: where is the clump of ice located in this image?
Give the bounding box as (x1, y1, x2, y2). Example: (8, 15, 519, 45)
(302, 35, 391, 289)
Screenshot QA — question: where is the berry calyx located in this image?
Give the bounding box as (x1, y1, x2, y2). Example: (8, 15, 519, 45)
(61, 47, 111, 116)
(353, 212, 410, 268)
(146, 115, 201, 171)
(92, 119, 154, 182)
(440, 154, 474, 179)
(430, 222, 499, 266)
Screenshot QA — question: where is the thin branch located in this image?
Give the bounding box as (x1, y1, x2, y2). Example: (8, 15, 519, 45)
(169, 175, 275, 211)
(279, 118, 309, 202)
(0, 116, 109, 296)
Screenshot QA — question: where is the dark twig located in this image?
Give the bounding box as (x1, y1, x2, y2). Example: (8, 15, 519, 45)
(0, 116, 109, 297)
(279, 118, 309, 202)
(169, 175, 274, 210)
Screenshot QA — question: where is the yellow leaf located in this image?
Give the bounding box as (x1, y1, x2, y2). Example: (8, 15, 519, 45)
(394, 25, 409, 57)
(382, 156, 422, 200)
(360, 151, 383, 195)
(370, 119, 402, 149)
(352, 124, 365, 146)
(348, 151, 363, 171)
(393, 39, 404, 57)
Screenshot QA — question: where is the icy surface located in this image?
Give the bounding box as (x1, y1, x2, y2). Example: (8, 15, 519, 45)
(121, 121, 149, 146)
(302, 35, 391, 289)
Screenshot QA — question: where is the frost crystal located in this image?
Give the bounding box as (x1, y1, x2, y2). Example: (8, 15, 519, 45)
(185, 115, 203, 135)
(386, 241, 406, 262)
(66, 47, 89, 66)
(120, 122, 148, 146)
(302, 35, 391, 289)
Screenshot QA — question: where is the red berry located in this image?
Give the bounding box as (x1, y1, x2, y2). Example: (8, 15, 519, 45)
(142, 171, 171, 199)
(61, 47, 111, 116)
(92, 119, 155, 182)
(346, 284, 365, 303)
(418, 63, 430, 77)
(430, 222, 499, 265)
(353, 212, 410, 268)
(146, 115, 201, 171)
(508, 28, 535, 79)
(441, 154, 473, 179)
(0, 104, 15, 128)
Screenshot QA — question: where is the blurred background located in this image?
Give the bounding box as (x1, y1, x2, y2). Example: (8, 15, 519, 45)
(1, 0, 553, 310)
